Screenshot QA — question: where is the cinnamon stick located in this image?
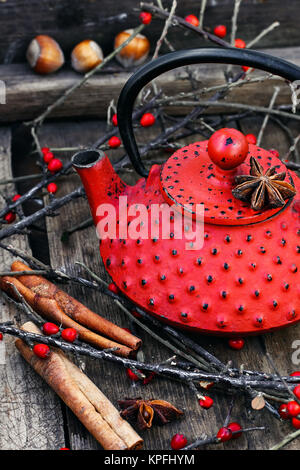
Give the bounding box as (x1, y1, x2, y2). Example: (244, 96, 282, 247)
(11, 260, 141, 351)
(0, 263, 140, 358)
(16, 321, 143, 450)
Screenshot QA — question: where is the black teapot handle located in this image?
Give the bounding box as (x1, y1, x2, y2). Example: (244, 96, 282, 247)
(117, 48, 300, 177)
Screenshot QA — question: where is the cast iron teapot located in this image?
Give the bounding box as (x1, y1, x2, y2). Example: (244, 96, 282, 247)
(72, 48, 300, 336)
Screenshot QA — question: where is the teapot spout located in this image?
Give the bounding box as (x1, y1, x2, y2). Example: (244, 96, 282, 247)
(72, 149, 127, 226)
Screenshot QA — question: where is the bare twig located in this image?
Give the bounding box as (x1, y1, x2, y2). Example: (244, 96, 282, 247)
(0, 186, 85, 241)
(270, 429, 300, 450)
(257, 86, 280, 146)
(198, 0, 208, 29)
(230, 0, 243, 46)
(152, 0, 177, 60)
(247, 22, 280, 49)
(140, 2, 230, 48)
(164, 99, 300, 121)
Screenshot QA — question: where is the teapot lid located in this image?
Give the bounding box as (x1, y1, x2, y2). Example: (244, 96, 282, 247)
(160, 138, 294, 226)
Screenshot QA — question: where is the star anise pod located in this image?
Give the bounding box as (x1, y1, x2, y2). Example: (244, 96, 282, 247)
(232, 156, 296, 211)
(118, 397, 183, 430)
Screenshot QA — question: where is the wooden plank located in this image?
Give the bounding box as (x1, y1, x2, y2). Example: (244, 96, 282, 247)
(2, 45, 300, 122)
(0, 127, 65, 449)
(38, 118, 300, 450)
(1, 0, 300, 65)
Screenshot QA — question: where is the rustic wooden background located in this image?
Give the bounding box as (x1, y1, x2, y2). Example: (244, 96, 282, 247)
(0, 0, 300, 451)
(1, 0, 300, 65)
(1, 116, 300, 450)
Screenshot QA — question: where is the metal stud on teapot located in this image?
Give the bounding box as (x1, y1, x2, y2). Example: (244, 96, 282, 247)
(72, 48, 300, 336)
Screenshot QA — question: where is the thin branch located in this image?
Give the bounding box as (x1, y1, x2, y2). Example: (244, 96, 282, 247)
(114, 299, 211, 371)
(140, 2, 230, 48)
(0, 186, 85, 241)
(257, 86, 280, 146)
(230, 0, 243, 46)
(183, 427, 265, 450)
(198, 0, 208, 29)
(164, 99, 300, 121)
(270, 429, 300, 450)
(247, 22, 280, 49)
(152, 0, 177, 60)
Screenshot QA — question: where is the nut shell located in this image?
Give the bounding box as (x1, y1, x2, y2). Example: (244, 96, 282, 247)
(26, 35, 64, 74)
(71, 39, 103, 73)
(114, 29, 150, 68)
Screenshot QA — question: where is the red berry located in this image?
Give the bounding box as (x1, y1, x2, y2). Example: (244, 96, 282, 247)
(227, 422, 242, 439)
(214, 25, 227, 38)
(143, 372, 156, 385)
(287, 400, 300, 417)
(139, 11, 152, 25)
(235, 38, 246, 49)
(47, 183, 58, 194)
(112, 114, 118, 126)
(42, 322, 60, 336)
(61, 328, 78, 343)
(48, 158, 63, 173)
(108, 282, 119, 294)
(294, 385, 300, 400)
(292, 417, 300, 429)
(41, 147, 50, 154)
(126, 368, 141, 381)
(33, 343, 50, 359)
(278, 403, 291, 420)
(0, 333, 3, 341)
(245, 134, 257, 145)
(217, 427, 232, 442)
(4, 212, 16, 224)
(131, 309, 143, 319)
(228, 338, 245, 350)
(43, 151, 54, 164)
(269, 149, 279, 158)
(108, 136, 121, 149)
(12, 194, 21, 202)
(170, 433, 188, 450)
(140, 113, 156, 127)
(199, 396, 214, 409)
(208, 128, 249, 170)
(185, 14, 199, 27)
(122, 327, 131, 334)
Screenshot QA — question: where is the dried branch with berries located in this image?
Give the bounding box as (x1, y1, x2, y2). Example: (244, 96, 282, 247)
(1, 0, 300, 452)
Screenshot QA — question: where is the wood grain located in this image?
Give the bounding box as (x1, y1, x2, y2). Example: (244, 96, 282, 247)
(0, 127, 65, 449)
(1, 0, 300, 65)
(1, 46, 299, 122)
(34, 118, 300, 450)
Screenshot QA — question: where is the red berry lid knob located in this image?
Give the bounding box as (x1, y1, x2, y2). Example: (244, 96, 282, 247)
(207, 128, 249, 171)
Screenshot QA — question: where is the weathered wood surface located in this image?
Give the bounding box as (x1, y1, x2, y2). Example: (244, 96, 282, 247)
(2, 46, 299, 122)
(26, 118, 300, 450)
(0, 127, 65, 449)
(1, 0, 300, 65)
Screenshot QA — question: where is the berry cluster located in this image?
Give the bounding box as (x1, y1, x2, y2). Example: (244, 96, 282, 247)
(32, 323, 78, 359)
(108, 111, 156, 150)
(170, 422, 242, 449)
(41, 147, 63, 174)
(111, 112, 156, 129)
(3, 194, 20, 224)
(278, 372, 300, 429)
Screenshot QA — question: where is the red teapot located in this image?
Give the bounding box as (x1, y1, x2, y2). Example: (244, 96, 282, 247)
(72, 48, 300, 336)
